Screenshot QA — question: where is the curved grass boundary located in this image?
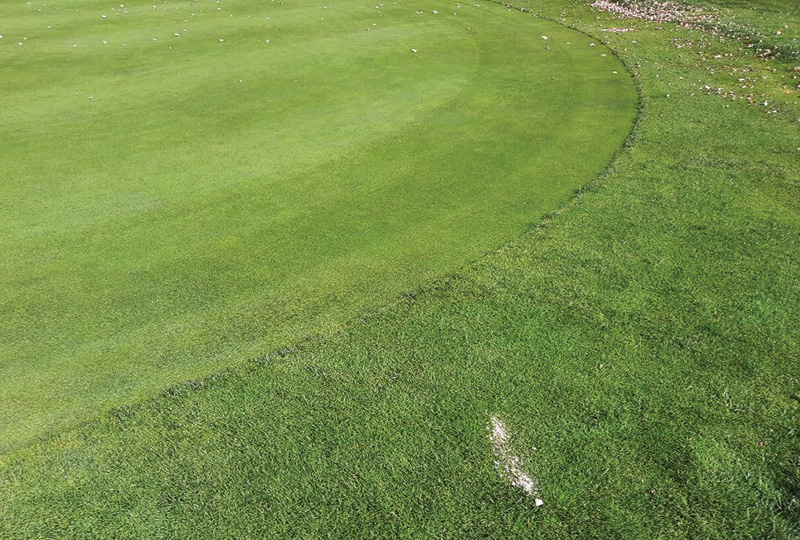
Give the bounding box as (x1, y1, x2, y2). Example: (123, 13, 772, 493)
(0, 0, 636, 451)
(1, 0, 799, 537)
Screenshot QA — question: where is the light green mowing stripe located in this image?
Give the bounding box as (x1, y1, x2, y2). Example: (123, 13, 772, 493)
(0, 0, 636, 451)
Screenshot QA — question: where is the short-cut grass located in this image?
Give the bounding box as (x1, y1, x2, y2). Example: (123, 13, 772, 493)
(0, 0, 635, 451)
(2, 0, 798, 537)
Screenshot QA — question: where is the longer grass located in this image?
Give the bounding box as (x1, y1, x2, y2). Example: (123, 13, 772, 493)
(0, 0, 636, 451)
(1, 0, 799, 537)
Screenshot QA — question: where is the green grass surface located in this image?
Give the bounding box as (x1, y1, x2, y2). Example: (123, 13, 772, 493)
(2, 0, 799, 537)
(0, 0, 635, 451)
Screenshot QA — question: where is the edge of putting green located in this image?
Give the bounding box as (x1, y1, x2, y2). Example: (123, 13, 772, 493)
(0, 0, 638, 453)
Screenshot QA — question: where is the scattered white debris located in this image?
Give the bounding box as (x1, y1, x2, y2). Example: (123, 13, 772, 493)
(592, 0, 715, 26)
(488, 415, 542, 502)
(542, 35, 548, 40)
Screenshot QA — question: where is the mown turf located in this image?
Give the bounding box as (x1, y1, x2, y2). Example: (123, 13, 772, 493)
(0, 0, 635, 450)
(1, 0, 799, 538)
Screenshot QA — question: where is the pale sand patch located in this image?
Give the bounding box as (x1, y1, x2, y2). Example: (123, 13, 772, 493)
(488, 415, 543, 506)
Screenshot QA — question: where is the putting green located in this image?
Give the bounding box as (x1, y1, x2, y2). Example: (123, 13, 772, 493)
(0, 0, 636, 451)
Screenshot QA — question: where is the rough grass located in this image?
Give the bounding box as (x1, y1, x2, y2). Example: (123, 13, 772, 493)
(0, 0, 635, 451)
(1, 0, 798, 537)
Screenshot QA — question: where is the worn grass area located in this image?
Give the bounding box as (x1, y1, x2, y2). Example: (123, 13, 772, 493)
(0, 0, 635, 451)
(1, 0, 799, 538)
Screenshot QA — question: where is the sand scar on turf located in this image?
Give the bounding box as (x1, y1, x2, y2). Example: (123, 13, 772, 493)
(488, 415, 544, 506)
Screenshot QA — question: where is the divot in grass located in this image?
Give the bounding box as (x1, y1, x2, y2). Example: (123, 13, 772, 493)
(488, 415, 543, 506)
